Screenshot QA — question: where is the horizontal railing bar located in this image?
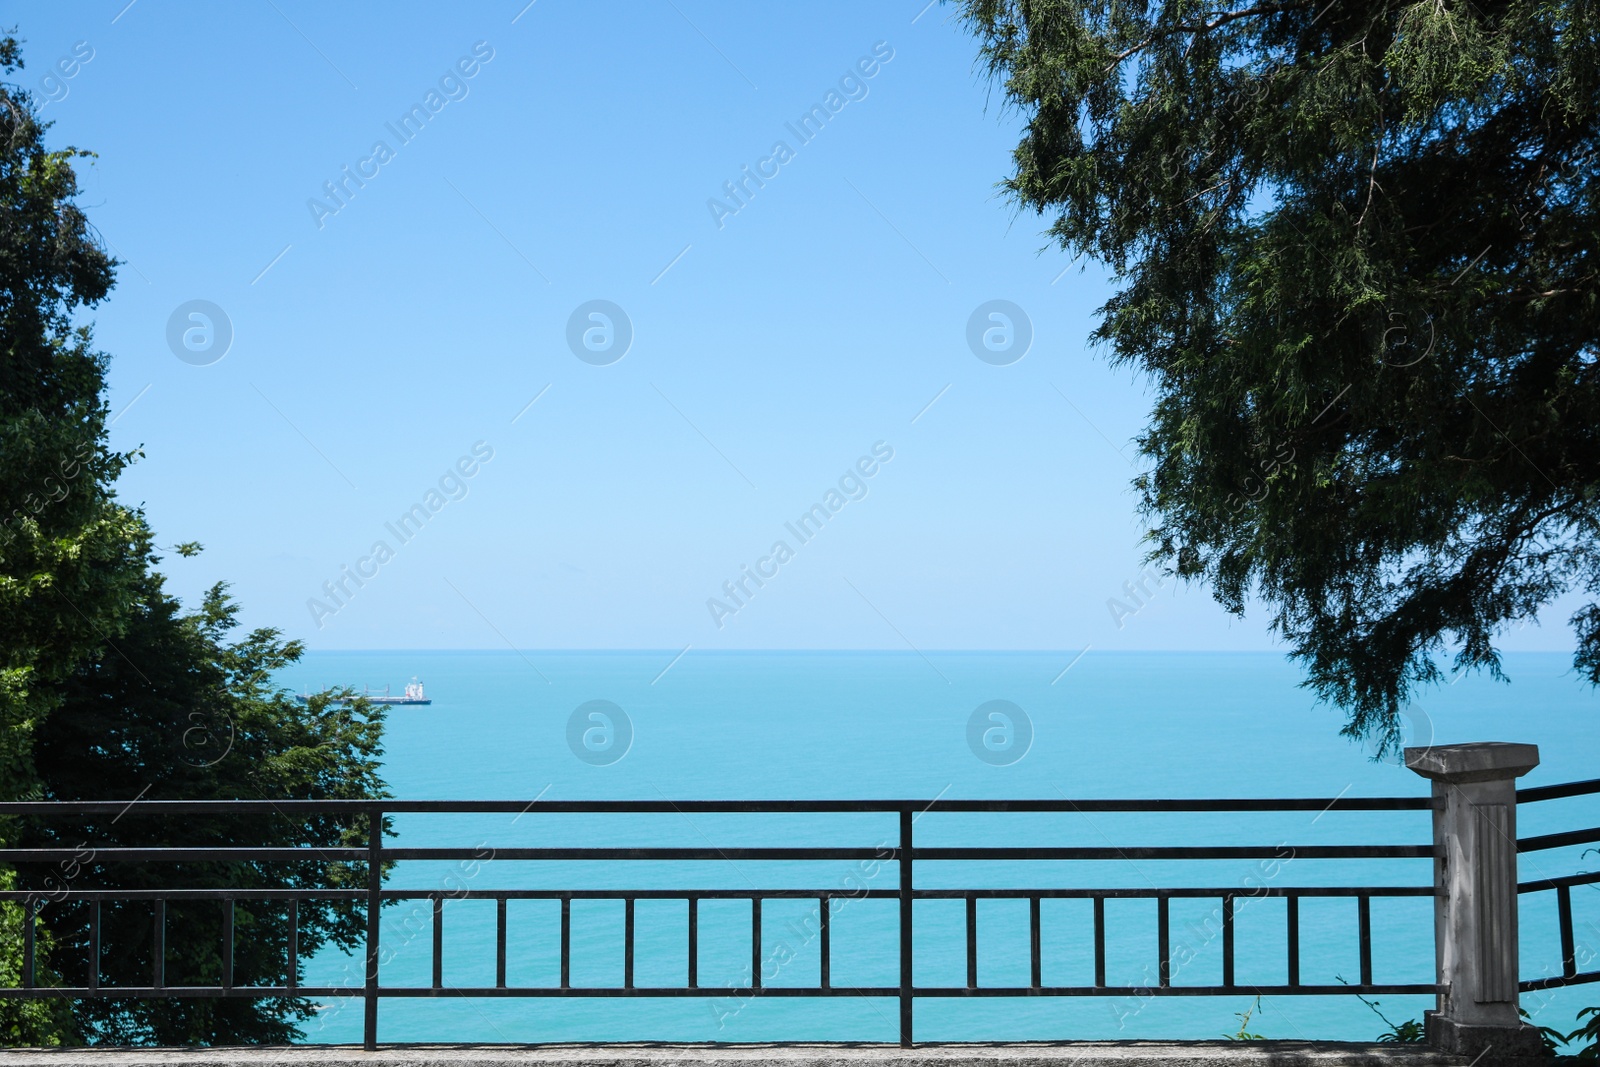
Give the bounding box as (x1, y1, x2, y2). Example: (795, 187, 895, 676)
(389, 889, 886, 900)
(380, 848, 893, 861)
(911, 984, 1440, 997)
(846, 798, 1433, 812)
(373, 983, 1444, 998)
(0, 849, 366, 863)
(0, 987, 364, 998)
(1518, 778, 1600, 803)
(0, 983, 1441, 999)
(0, 986, 902, 1000)
(0, 796, 1435, 816)
(914, 886, 1435, 898)
(0, 847, 895, 863)
(372, 986, 901, 999)
(0, 884, 1437, 903)
(0, 889, 891, 903)
(0, 890, 367, 901)
(915, 845, 1431, 860)
(1518, 827, 1600, 853)
(1518, 869, 1600, 893)
(1521, 970, 1600, 991)
(0, 844, 1433, 863)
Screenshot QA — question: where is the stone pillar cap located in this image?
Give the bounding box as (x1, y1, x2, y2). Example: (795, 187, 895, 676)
(1404, 741, 1540, 783)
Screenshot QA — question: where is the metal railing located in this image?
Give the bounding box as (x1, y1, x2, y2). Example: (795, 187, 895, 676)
(1515, 777, 1600, 993)
(0, 783, 1591, 1048)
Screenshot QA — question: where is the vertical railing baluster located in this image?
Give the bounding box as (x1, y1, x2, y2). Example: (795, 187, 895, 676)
(496, 898, 508, 989)
(750, 897, 761, 990)
(966, 894, 978, 989)
(1358, 894, 1372, 987)
(364, 809, 383, 1051)
(22, 898, 35, 989)
(625, 897, 635, 990)
(1157, 895, 1170, 987)
(153, 899, 165, 990)
(287, 899, 298, 993)
(687, 896, 698, 989)
(1029, 896, 1042, 990)
(1093, 896, 1106, 988)
(899, 807, 913, 1048)
(222, 898, 234, 992)
(1286, 894, 1299, 987)
(1222, 894, 1234, 989)
(560, 897, 571, 989)
(432, 896, 443, 990)
(87, 899, 100, 994)
(819, 895, 830, 990)
(1558, 885, 1577, 980)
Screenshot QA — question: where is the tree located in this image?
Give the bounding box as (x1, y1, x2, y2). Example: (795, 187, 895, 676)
(23, 584, 388, 1044)
(960, 0, 1600, 748)
(0, 32, 134, 1046)
(0, 37, 389, 1043)
(0, 33, 138, 812)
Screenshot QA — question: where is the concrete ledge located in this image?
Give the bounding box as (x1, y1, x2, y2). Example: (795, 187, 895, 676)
(0, 1042, 1474, 1067)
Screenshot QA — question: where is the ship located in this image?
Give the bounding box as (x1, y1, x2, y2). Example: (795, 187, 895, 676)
(295, 677, 432, 706)
(363, 678, 432, 705)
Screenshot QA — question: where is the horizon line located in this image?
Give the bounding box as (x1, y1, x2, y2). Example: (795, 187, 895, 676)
(296, 647, 1288, 654)
(292, 647, 1577, 655)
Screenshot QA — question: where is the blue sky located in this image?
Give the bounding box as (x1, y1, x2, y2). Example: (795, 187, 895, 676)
(14, 1, 1579, 655)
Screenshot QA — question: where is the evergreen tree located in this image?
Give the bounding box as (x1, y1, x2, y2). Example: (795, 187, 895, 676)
(961, 0, 1600, 747)
(0, 36, 389, 1044)
(23, 583, 387, 1044)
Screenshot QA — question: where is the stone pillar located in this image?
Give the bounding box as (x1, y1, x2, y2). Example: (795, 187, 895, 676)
(1405, 742, 1544, 1061)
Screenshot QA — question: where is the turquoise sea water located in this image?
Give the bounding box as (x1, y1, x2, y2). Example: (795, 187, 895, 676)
(276, 650, 1600, 1045)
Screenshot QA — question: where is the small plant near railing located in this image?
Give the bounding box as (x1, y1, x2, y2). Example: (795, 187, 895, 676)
(1377, 1018, 1426, 1043)
(1224, 996, 1265, 1040)
(1338, 974, 1425, 1043)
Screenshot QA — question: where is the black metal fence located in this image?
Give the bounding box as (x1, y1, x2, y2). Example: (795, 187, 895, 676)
(0, 783, 1595, 1048)
(1514, 778, 1600, 994)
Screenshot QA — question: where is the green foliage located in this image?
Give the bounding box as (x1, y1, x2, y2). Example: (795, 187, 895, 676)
(0, 29, 136, 809)
(1568, 1005, 1600, 1060)
(20, 582, 390, 1044)
(1379, 1019, 1426, 1044)
(961, 0, 1600, 746)
(0, 36, 390, 1045)
(1224, 995, 1265, 1039)
(0, 873, 76, 1046)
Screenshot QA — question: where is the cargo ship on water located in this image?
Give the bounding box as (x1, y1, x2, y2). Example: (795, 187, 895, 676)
(295, 678, 432, 706)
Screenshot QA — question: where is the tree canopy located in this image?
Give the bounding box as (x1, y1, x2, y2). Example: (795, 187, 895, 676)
(0, 37, 388, 1044)
(961, 0, 1600, 747)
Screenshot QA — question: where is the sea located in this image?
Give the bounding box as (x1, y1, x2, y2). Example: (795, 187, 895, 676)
(273, 650, 1600, 1046)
